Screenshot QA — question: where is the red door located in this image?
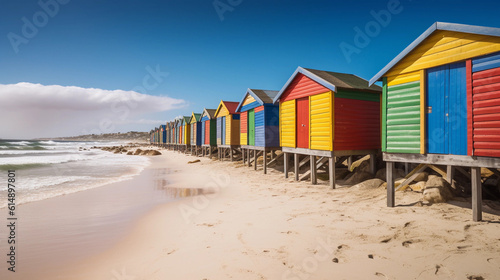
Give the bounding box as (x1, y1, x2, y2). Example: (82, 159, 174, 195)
(296, 97, 309, 149)
(205, 121, 210, 144)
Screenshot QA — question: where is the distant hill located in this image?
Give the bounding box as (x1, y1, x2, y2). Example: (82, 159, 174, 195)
(41, 131, 149, 142)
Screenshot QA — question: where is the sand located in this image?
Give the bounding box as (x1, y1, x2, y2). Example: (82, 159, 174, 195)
(7, 148, 500, 280)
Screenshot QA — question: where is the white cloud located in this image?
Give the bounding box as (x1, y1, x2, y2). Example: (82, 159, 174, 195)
(0, 83, 186, 139)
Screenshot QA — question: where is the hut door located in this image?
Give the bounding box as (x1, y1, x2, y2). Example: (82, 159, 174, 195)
(221, 116, 226, 145)
(426, 62, 467, 155)
(248, 109, 255, 146)
(296, 97, 309, 149)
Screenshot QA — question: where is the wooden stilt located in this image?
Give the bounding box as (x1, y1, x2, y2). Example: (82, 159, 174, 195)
(347, 156, 353, 171)
(370, 154, 376, 175)
(387, 161, 395, 207)
(248, 149, 251, 167)
(284, 152, 289, 178)
(310, 155, 317, 185)
(271, 151, 274, 160)
(294, 153, 299, 181)
(446, 165, 455, 184)
(263, 151, 267, 174)
(404, 162, 409, 175)
(329, 157, 335, 189)
(471, 167, 483, 222)
(230, 148, 233, 162)
(254, 150, 258, 171)
(242, 148, 246, 164)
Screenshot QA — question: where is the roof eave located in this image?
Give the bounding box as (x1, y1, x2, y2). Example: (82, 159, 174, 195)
(369, 22, 500, 85)
(273, 67, 337, 104)
(236, 88, 265, 112)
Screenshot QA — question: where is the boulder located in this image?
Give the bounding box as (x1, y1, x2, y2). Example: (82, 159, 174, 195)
(127, 151, 133, 155)
(352, 178, 385, 190)
(344, 171, 374, 185)
(423, 176, 454, 203)
(335, 169, 351, 180)
(375, 168, 406, 182)
(408, 181, 426, 192)
(413, 172, 428, 182)
(134, 149, 143, 155)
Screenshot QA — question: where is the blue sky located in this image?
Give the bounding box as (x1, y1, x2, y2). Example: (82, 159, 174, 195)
(2, 0, 500, 138)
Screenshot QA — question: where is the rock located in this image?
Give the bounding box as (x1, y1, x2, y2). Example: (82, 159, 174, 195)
(376, 168, 406, 182)
(188, 159, 201, 164)
(408, 181, 426, 192)
(352, 178, 385, 190)
(122, 149, 128, 153)
(344, 171, 374, 185)
(150, 150, 161, 156)
(423, 176, 454, 203)
(134, 149, 143, 155)
(413, 172, 428, 182)
(353, 160, 370, 173)
(335, 169, 351, 180)
(127, 151, 133, 155)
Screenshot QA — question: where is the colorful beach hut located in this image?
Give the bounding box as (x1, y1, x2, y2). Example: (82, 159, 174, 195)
(149, 129, 154, 145)
(166, 121, 174, 149)
(214, 100, 241, 161)
(236, 89, 280, 174)
(179, 116, 191, 153)
(189, 112, 202, 155)
(273, 67, 382, 188)
(159, 124, 166, 147)
(369, 22, 500, 221)
(200, 108, 217, 157)
(174, 118, 182, 151)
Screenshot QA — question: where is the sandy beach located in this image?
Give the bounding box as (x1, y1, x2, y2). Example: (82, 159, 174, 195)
(10, 148, 492, 280)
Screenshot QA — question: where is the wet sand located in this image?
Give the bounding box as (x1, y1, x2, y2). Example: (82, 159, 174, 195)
(0, 154, 202, 280)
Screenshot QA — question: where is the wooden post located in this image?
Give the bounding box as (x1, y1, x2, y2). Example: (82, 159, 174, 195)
(248, 149, 251, 167)
(284, 152, 289, 178)
(242, 148, 245, 164)
(446, 165, 455, 184)
(347, 156, 353, 171)
(263, 150, 267, 174)
(405, 162, 409, 175)
(254, 150, 258, 171)
(329, 157, 335, 189)
(310, 155, 317, 184)
(271, 151, 274, 160)
(370, 154, 376, 175)
(230, 148, 233, 162)
(471, 167, 483, 222)
(387, 161, 395, 207)
(294, 153, 299, 181)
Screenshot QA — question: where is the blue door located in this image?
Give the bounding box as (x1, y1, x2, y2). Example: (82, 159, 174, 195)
(221, 116, 226, 145)
(426, 62, 467, 155)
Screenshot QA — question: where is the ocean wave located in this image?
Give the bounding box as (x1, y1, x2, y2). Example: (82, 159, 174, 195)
(0, 152, 107, 168)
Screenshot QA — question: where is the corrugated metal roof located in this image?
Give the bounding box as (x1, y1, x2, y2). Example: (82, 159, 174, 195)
(273, 67, 381, 103)
(369, 22, 500, 85)
(190, 112, 201, 122)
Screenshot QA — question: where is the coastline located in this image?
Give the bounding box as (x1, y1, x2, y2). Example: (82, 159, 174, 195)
(39, 149, 500, 280)
(0, 148, 193, 280)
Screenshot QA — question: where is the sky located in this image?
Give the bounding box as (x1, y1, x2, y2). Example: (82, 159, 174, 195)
(1, 0, 500, 139)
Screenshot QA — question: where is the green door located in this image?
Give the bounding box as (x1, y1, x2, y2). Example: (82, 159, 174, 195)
(248, 109, 255, 146)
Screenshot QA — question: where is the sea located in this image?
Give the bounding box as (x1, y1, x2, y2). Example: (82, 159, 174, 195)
(0, 139, 150, 208)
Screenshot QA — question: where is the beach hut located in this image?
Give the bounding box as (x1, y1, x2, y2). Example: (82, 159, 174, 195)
(200, 108, 217, 157)
(149, 129, 154, 144)
(173, 118, 181, 151)
(166, 121, 173, 149)
(189, 112, 202, 155)
(214, 100, 241, 161)
(180, 116, 191, 153)
(273, 67, 382, 188)
(160, 124, 166, 147)
(236, 88, 280, 174)
(369, 22, 500, 221)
